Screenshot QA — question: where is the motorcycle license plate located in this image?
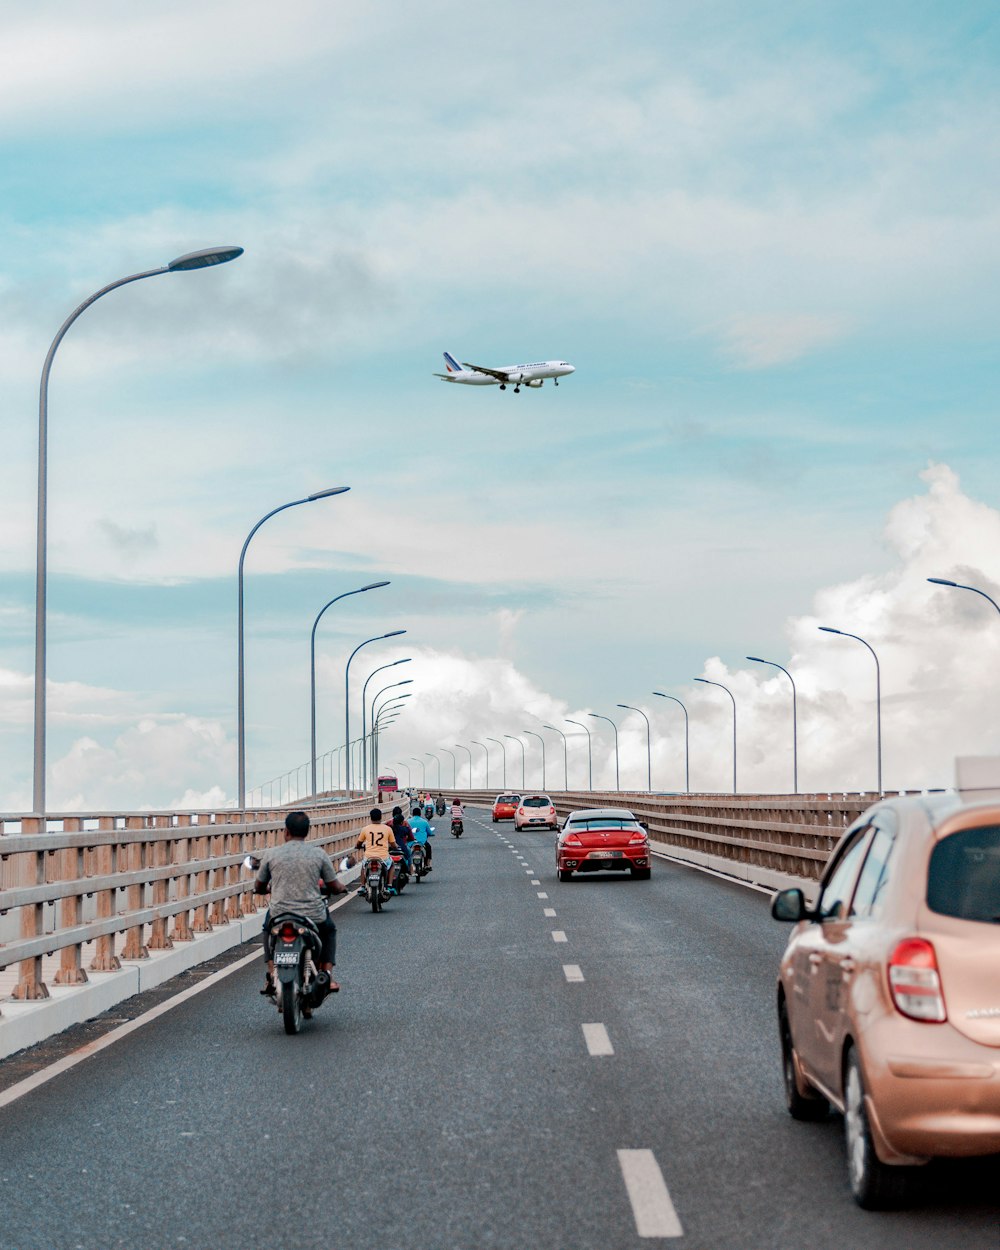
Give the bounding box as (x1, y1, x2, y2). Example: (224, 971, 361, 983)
(589, 850, 622, 859)
(274, 949, 299, 965)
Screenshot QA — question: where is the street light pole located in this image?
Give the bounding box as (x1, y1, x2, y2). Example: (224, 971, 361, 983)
(523, 729, 546, 790)
(486, 738, 507, 787)
(565, 719, 593, 790)
(309, 581, 390, 797)
(542, 725, 568, 790)
(239, 486, 350, 808)
(397, 761, 411, 787)
(361, 657, 411, 788)
(410, 756, 426, 787)
(455, 744, 473, 788)
(345, 630, 406, 792)
(365, 677, 413, 788)
(694, 678, 737, 794)
(617, 704, 652, 790)
(504, 735, 526, 790)
(819, 626, 882, 794)
(442, 748, 458, 787)
(588, 713, 619, 789)
(652, 693, 689, 792)
(33, 246, 244, 817)
(746, 657, 798, 793)
(928, 576, 1000, 618)
(425, 753, 441, 787)
(471, 740, 489, 788)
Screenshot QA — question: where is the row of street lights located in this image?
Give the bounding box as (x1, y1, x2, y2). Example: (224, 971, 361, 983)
(30, 244, 416, 815)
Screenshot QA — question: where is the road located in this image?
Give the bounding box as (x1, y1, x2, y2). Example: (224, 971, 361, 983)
(0, 806, 996, 1249)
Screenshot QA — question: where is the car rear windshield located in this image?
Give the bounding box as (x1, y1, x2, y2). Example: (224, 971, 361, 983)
(523, 797, 550, 807)
(567, 819, 638, 831)
(497, 796, 519, 803)
(927, 824, 1000, 923)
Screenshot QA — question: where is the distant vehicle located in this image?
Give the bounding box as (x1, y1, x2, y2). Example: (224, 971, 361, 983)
(433, 351, 575, 393)
(556, 809, 651, 881)
(377, 773, 398, 800)
(492, 794, 522, 822)
(771, 774, 1000, 1208)
(514, 795, 558, 831)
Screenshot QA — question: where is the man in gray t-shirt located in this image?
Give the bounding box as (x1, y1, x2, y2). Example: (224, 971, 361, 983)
(254, 810, 346, 994)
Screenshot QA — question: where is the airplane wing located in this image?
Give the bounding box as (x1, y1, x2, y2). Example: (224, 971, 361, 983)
(462, 362, 512, 382)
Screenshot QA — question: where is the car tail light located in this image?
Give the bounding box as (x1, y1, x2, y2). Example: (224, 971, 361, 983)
(563, 835, 583, 846)
(888, 938, 947, 1023)
(628, 833, 648, 844)
(280, 923, 296, 941)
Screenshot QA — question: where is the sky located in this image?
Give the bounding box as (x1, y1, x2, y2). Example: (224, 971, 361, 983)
(1, 1, 999, 810)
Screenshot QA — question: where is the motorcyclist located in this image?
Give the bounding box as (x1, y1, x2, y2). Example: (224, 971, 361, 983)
(389, 806, 415, 868)
(408, 806, 434, 869)
(356, 807, 397, 894)
(254, 810, 346, 998)
(451, 797, 465, 822)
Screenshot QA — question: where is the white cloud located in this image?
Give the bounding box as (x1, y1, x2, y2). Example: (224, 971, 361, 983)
(714, 313, 850, 369)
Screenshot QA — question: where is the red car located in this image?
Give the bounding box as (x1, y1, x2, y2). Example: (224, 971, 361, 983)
(491, 793, 521, 822)
(556, 808, 651, 881)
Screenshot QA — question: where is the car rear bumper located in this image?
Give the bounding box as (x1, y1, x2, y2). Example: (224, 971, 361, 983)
(861, 1028, 1000, 1159)
(557, 848, 649, 872)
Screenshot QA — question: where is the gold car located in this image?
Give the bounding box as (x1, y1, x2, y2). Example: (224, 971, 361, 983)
(772, 791, 1000, 1208)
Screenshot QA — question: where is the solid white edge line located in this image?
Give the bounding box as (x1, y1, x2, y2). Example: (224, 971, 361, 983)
(582, 1022, 614, 1056)
(618, 1148, 684, 1238)
(0, 888, 357, 1112)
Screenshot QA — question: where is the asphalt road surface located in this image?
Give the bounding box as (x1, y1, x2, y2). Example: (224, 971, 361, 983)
(0, 807, 996, 1249)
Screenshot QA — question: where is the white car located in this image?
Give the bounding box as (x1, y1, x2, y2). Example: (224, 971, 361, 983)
(514, 794, 558, 831)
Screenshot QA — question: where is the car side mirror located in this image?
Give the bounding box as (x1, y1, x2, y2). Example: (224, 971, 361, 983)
(771, 887, 808, 923)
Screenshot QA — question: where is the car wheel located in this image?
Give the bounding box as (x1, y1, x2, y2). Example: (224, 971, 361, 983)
(558, 869, 573, 882)
(779, 998, 829, 1122)
(844, 1048, 915, 1209)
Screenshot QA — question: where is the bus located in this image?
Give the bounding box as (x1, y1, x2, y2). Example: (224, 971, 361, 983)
(376, 773, 399, 802)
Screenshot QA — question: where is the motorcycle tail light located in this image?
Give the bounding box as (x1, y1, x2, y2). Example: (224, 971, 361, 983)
(888, 938, 947, 1023)
(280, 923, 296, 941)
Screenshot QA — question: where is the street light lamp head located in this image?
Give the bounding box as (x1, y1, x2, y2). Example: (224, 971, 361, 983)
(382, 629, 406, 639)
(167, 246, 244, 271)
(361, 580, 391, 591)
(393, 657, 412, 666)
(818, 626, 843, 635)
(745, 656, 765, 664)
(307, 486, 350, 501)
(927, 577, 959, 587)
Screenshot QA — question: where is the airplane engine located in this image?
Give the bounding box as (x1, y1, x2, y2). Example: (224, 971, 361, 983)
(525, 379, 544, 387)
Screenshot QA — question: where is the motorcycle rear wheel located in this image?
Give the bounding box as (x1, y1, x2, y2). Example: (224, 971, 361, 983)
(281, 978, 302, 1035)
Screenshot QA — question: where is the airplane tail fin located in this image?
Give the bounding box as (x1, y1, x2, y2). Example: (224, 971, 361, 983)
(443, 351, 463, 374)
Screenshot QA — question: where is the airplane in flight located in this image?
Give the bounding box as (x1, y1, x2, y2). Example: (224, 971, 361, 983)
(433, 351, 575, 392)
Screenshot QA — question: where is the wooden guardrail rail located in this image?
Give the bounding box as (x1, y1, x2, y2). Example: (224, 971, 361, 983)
(455, 789, 880, 884)
(0, 800, 371, 1007)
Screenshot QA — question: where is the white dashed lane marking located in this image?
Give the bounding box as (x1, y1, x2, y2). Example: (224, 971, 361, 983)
(530, 878, 540, 885)
(582, 1023, 614, 1056)
(563, 964, 584, 982)
(543, 907, 556, 917)
(617, 1149, 684, 1238)
(537, 891, 548, 899)
(551, 930, 567, 943)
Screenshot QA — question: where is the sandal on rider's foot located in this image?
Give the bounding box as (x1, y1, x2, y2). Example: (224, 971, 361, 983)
(260, 977, 276, 998)
(328, 979, 341, 992)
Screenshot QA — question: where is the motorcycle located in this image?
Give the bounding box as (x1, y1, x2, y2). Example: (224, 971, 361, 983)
(268, 911, 333, 1035)
(424, 801, 434, 820)
(410, 841, 426, 881)
(435, 797, 446, 816)
(451, 817, 464, 838)
(361, 857, 388, 912)
(390, 846, 410, 892)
